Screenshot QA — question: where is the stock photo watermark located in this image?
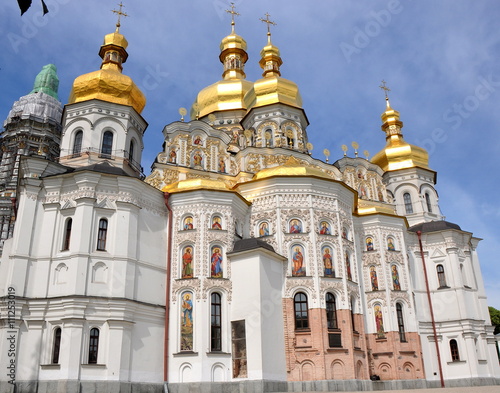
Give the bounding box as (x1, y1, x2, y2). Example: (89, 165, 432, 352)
(339, 0, 404, 64)
(7, 0, 73, 54)
(416, 74, 500, 155)
(5, 287, 17, 386)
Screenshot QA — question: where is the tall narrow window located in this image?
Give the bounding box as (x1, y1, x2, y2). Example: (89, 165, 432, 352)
(73, 130, 83, 155)
(97, 219, 108, 251)
(101, 131, 113, 156)
(396, 303, 406, 342)
(450, 339, 460, 361)
(437, 264, 447, 288)
(88, 328, 99, 364)
(62, 218, 72, 251)
(52, 327, 61, 364)
(128, 139, 135, 162)
(425, 192, 432, 213)
(403, 192, 413, 214)
(294, 292, 309, 330)
(211, 292, 222, 351)
(326, 293, 338, 329)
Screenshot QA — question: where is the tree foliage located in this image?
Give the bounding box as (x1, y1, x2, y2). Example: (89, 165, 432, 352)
(488, 306, 500, 335)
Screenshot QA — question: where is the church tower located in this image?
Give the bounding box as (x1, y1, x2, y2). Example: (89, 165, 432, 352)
(61, 14, 147, 177)
(242, 14, 309, 153)
(371, 94, 444, 226)
(0, 64, 62, 252)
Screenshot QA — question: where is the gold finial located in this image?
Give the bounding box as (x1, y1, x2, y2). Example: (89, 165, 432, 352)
(179, 107, 187, 122)
(351, 141, 359, 157)
(341, 144, 348, 157)
(192, 103, 200, 120)
(208, 114, 217, 125)
(306, 142, 313, 155)
(379, 79, 391, 107)
(112, 2, 128, 32)
(323, 148, 330, 163)
(260, 12, 277, 43)
(225, 2, 240, 33)
(363, 150, 370, 160)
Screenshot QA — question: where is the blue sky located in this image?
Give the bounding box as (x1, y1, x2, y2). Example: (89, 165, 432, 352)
(1, 0, 499, 308)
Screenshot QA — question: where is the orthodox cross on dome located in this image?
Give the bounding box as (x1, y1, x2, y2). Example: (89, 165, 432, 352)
(260, 12, 277, 42)
(379, 79, 391, 99)
(112, 2, 128, 32)
(225, 2, 240, 33)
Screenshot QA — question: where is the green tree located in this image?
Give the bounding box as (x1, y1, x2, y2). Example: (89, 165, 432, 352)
(488, 306, 500, 335)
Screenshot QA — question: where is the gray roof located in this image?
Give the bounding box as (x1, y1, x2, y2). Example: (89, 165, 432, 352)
(230, 238, 276, 254)
(409, 220, 462, 233)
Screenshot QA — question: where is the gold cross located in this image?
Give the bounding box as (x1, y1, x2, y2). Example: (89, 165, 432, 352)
(112, 2, 128, 32)
(225, 2, 240, 32)
(379, 80, 391, 99)
(260, 12, 277, 36)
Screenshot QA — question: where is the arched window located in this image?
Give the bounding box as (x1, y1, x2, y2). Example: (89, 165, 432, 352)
(264, 129, 273, 147)
(211, 292, 222, 351)
(101, 131, 113, 156)
(88, 328, 99, 364)
(62, 218, 72, 251)
(403, 193, 413, 214)
(97, 219, 108, 251)
(52, 327, 61, 364)
(425, 192, 432, 213)
(326, 293, 338, 330)
(73, 130, 83, 155)
(437, 264, 447, 288)
(128, 139, 135, 162)
(450, 339, 460, 361)
(396, 303, 406, 342)
(294, 292, 309, 330)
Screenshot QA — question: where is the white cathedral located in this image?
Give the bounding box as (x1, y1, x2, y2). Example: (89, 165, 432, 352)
(0, 10, 499, 393)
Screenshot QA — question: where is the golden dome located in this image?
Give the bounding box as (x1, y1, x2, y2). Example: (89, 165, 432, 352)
(244, 33, 302, 110)
(253, 156, 333, 181)
(371, 99, 429, 172)
(162, 178, 232, 193)
(191, 27, 252, 119)
(68, 27, 146, 114)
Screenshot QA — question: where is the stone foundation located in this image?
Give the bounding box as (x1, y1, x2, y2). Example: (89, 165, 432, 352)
(1, 378, 499, 393)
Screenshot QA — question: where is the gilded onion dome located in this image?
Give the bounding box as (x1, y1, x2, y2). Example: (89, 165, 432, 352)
(253, 156, 332, 181)
(244, 30, 302, 110)
(162, 178, 232, 193)
(371, 98, 429, 172)
(191, 23, 253, 119)
(68, 25, 146, 114)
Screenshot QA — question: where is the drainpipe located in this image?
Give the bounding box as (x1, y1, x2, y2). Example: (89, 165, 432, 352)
(163, 192, 173, 391)
(416, 230, 445, 388)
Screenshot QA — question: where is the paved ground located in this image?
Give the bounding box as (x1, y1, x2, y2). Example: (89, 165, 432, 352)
(298, 387, 500, 393)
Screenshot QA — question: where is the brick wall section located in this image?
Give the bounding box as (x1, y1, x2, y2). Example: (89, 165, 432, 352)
(366, 331, 425, 380)
(283, 300, 424, 381)
(283, 299, 369, 381)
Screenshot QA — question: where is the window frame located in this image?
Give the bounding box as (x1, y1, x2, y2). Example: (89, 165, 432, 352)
(62, 218, 72, 251)
(73, 130, 83, 155)
(396, 303, 407, 342)
(437, 264, 447, 288)
(403, 192, 414, 214)
(97, 218, 108, 251)
(210, 292, 222, 352)
(88, 328, 100, 364)
(294, 292, 309, 330)
(425, 192, 432, 213)
(52, 327, 62, 364)
(101, 130, 114, 156)
(128, 139, 135, 162)
(450, 339, 460, 361)
(325, 292, 338, 330)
